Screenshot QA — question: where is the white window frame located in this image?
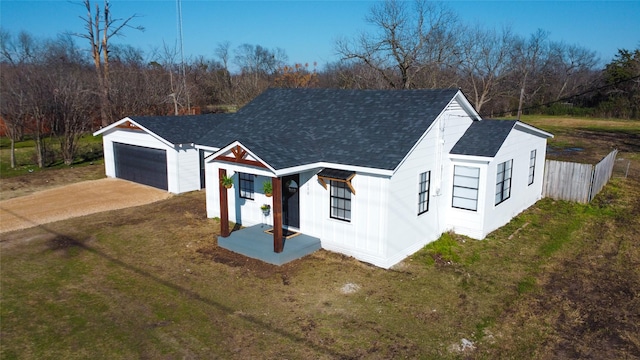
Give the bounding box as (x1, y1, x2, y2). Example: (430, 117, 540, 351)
(418, 171, 430, 215)
(528, 149, 536, 185)
(452, 166, 480, 211)
(495, 159, 513, 205)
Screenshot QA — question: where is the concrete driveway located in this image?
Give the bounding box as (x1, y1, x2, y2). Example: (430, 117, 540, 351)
(0, 178, 171, 233)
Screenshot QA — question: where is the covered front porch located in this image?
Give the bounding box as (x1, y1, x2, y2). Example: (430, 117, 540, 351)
(218, 224, 321, 265)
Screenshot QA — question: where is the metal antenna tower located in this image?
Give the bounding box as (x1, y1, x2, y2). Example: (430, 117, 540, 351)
(176, 0, 190, 113)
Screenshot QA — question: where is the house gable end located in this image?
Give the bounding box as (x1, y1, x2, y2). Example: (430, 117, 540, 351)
(93, 117, 177, 149)
(211, 142, 273, 172)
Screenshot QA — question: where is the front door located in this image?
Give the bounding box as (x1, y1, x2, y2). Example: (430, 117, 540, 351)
(282, 174, 300, 228)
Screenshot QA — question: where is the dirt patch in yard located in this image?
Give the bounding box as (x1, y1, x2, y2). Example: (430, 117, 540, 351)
(0, 178, 171, 233)
(0, 164, 106, 201)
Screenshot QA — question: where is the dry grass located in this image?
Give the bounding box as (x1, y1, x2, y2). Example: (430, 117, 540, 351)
(0, 164, 105, 201)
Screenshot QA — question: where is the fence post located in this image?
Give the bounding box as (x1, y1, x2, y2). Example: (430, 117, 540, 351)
(588, 165, 596, 202)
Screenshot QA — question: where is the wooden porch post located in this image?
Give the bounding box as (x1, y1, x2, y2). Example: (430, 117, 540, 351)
(272, 177, 283, 253)
(219, 168, 230, 237)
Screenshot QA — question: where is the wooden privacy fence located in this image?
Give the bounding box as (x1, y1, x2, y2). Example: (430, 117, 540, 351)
(543, 149, 618, 203)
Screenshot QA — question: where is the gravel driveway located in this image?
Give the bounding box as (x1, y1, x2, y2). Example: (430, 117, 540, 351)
(0, 178, 171, 233)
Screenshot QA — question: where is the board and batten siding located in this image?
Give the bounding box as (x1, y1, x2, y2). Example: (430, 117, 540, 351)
(204, 161, 393, 267)
(302, 170, 390, 267)
(383, 103, 474, 268)
(479, 129, 547, 238)
(205, 161, 276, 224)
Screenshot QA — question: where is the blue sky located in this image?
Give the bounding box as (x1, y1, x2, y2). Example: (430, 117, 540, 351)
(1, 0, 638, 69)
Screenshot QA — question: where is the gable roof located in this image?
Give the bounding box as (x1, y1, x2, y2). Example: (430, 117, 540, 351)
(93, 113, 230, 146)
(197, 88, 469, 171)
(128, 114, 231, 145)
(450, 119, 553, 158)
(450, 120, 517, 157)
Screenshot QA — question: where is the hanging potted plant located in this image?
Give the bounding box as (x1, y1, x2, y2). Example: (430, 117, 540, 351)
(263, 181, 273, 197)
(260, 204, 271, 216)
(221, 174, 233, 189)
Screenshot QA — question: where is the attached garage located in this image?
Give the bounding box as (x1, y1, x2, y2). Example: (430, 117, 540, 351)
(113, 142, 168, 190)
(94, 114, 226, 194)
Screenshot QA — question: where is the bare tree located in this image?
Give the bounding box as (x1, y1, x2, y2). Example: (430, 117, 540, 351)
(458, 25, 515, 113)
(51, 67, 95, 165)
(75, 0, 143, 127)
(0, 63, 28, 168)
(547, 41, 599, 101)
(510, 29, 550, 118)
(335, 0, 459, 89)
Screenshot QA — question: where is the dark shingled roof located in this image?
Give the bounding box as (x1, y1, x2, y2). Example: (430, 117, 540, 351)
(197, 88, 461, 170)
(129, 113, 232, 145)
(450, 120, 517, 157)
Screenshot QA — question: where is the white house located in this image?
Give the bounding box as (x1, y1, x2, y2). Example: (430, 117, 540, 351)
(95, 88, 552, 268)
(194, 88, 553, 268)
(94, 114, 228, 193)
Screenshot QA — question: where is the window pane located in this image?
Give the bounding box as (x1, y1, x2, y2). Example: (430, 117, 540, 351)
(453, 166, 479, 211)
(454, 187, 478, 199)
(454, 166, 479, 177)
(239, 173, 254, 200)
(453, 197, 477, 211)
(454, 176, 479, 188)
(330, 180, 351, 221)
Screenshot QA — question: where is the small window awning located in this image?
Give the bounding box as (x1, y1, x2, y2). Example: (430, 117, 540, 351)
(317, 168, 356, 194)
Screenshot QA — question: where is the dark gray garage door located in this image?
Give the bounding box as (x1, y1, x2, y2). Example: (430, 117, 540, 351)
(113, 142, 168, 190)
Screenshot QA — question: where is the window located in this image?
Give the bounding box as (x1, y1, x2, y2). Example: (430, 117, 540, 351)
(495, 159, 512, 205)
(528, 150, 536, 185)
(452, 166, 480, 211)
(238, 173, 254, 200)
(330, 180, 351, 222)
(418, 171, 430, 215)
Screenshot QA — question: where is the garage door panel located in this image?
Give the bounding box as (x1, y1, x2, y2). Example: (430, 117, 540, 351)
(113, 142, 168, 190)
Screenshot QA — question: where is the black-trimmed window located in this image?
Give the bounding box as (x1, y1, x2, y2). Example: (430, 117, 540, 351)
(495, 159, 512, 205)
(452, 166, 479, 211)
(418, 171, 430, 215)
(528, 150, 536, 185)
(330, 180, 351, 222)
(238, 173, 254, 200)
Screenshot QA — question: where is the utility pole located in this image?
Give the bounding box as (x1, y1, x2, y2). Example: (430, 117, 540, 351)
(517, 87, 524, 120)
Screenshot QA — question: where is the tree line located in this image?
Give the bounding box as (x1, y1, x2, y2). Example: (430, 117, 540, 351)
(1, 0, 638, 170)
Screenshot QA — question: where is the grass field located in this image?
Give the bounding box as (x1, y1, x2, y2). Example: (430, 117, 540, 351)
(0, 135, 104, 179)
(1, 116, 639, 359)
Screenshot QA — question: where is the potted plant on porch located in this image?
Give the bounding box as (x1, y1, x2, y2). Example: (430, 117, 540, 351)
(260, 204, 271, 216)
(263, 181, 273, 197)
(221, 174, 233, 189)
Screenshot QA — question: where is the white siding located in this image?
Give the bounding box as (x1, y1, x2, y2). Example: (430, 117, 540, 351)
(101, 128, 201, 194)
(479, 130, 547, 237)
(303, 171, 390, 267)
(383, 103, 474, 268)
(205, 162, 277, 224)
(446, 160, 489, 239)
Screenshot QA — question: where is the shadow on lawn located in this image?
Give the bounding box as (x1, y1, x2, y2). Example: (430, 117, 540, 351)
(2, 208, 348, 359)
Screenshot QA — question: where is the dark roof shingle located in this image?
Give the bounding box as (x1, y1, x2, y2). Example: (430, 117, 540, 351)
(197, 88, 461, 170)
(129, 113, 231, 145)
(449, 120, 517, 157)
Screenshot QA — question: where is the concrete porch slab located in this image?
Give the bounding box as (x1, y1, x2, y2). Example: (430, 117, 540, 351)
(217, 223, 321, 266)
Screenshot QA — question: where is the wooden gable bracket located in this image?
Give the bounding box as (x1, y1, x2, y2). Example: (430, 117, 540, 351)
(115, 121, 142, 131)
(318, 171, 356, 195)
(215, 145, 268, 169)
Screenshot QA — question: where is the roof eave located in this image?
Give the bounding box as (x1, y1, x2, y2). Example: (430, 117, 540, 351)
(92, 117, 176, 148)
(449, 153, 493, 163)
